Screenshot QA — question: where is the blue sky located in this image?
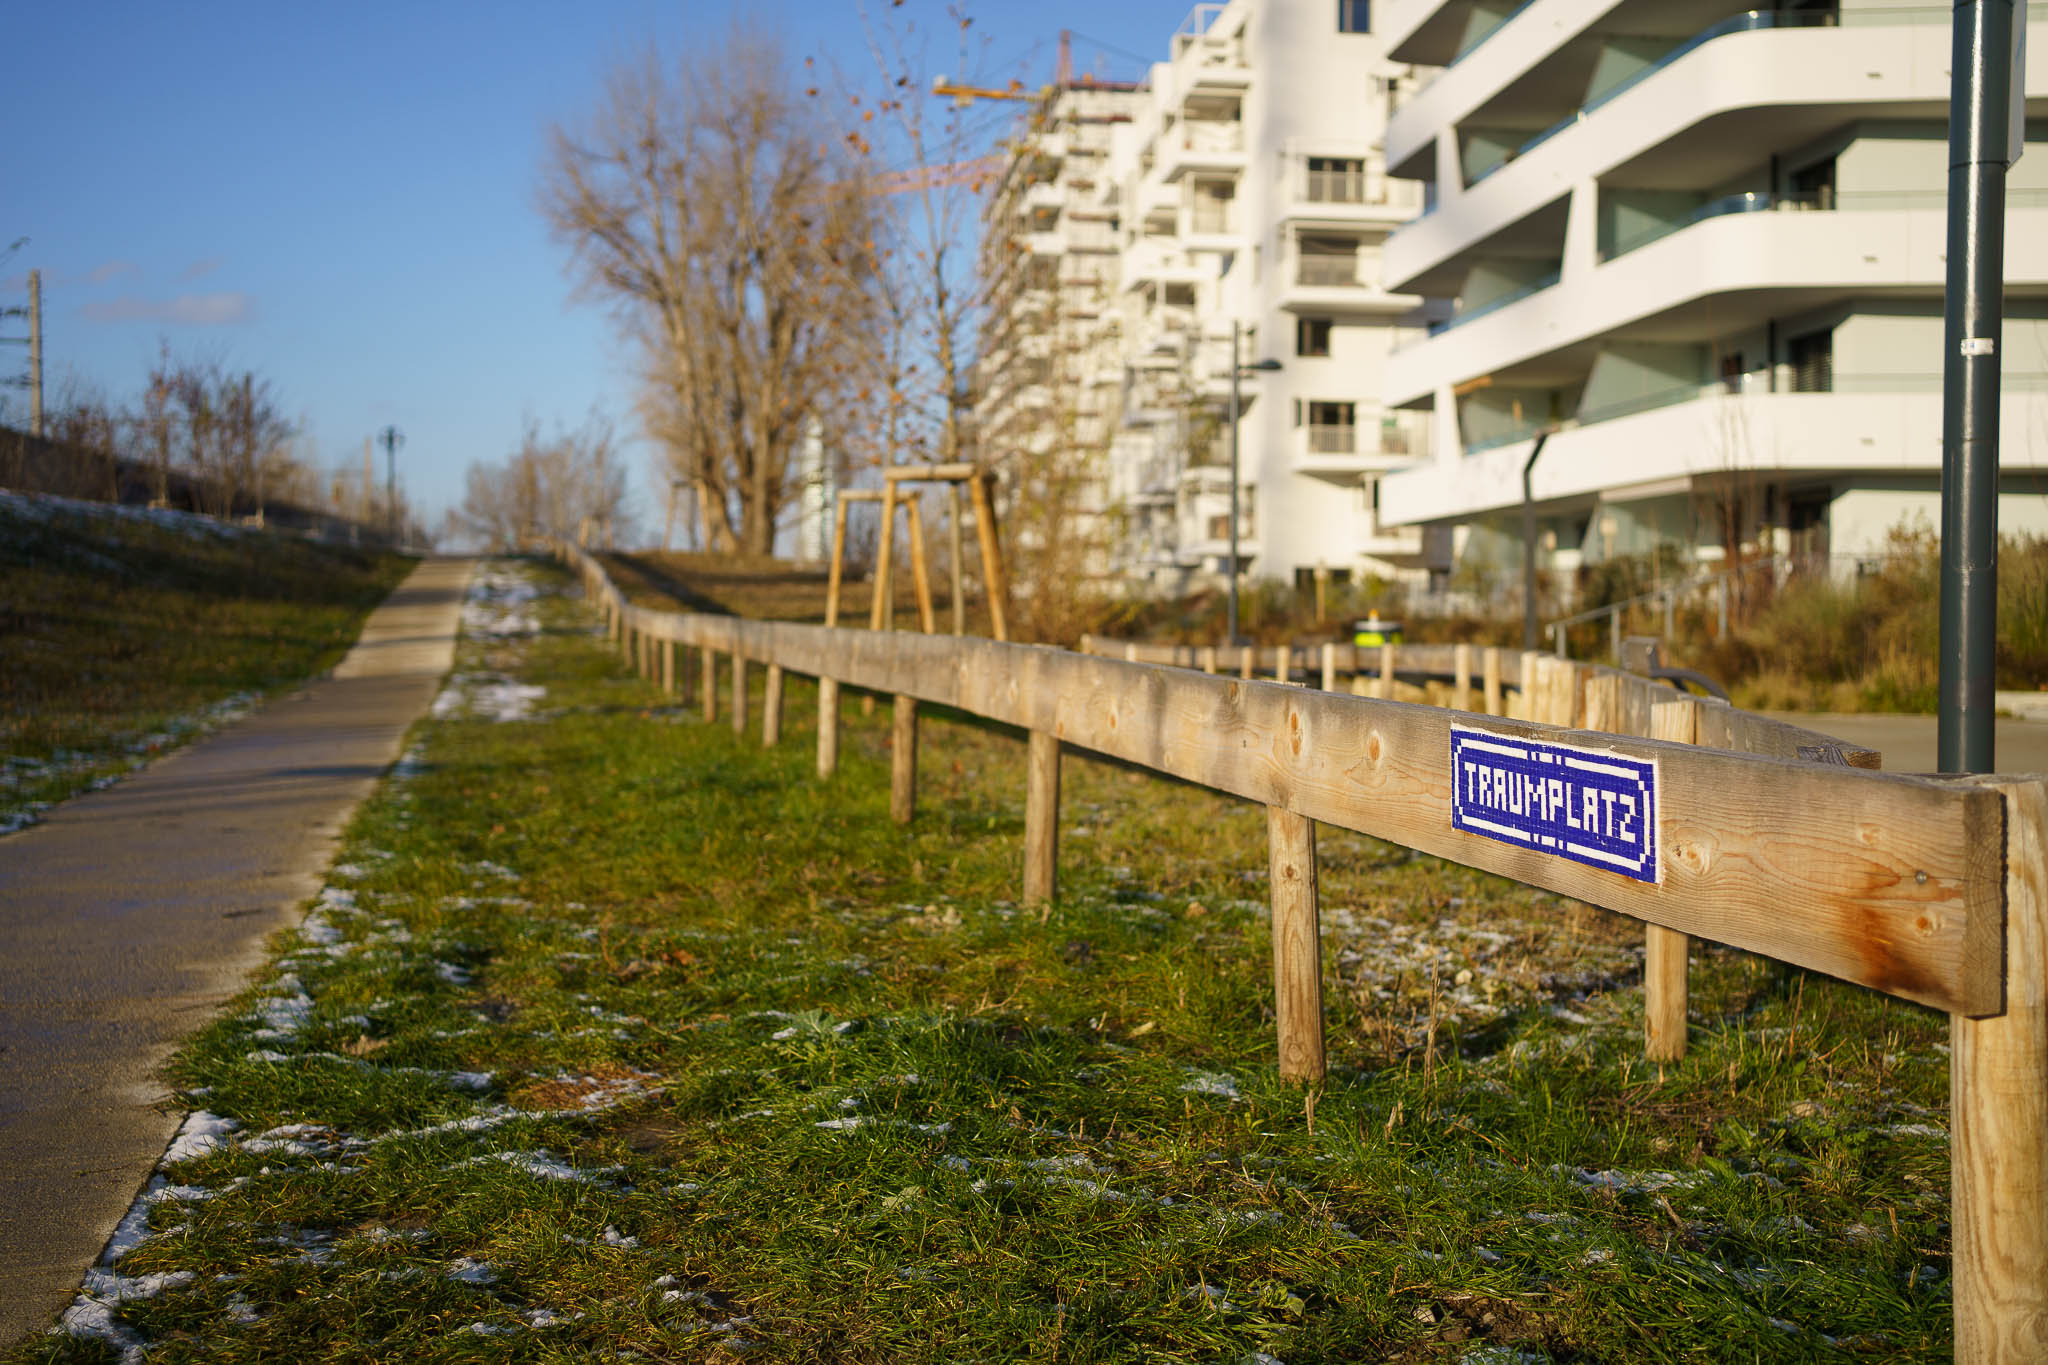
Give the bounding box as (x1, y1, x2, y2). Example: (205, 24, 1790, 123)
(1, 0, 1189, 529)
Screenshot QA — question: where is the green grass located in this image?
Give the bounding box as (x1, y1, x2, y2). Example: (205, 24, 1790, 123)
(0, 492, 413, 830)
(13, 557, 1958, 1362)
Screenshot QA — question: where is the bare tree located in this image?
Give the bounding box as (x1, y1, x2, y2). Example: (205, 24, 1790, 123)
(447, 414, 631, 553)
(542, 27, 884, 557)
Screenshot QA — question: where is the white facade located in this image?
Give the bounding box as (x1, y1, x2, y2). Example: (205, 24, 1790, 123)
(1373, 0, 2048, 590)
(976, 1, 1436, 596)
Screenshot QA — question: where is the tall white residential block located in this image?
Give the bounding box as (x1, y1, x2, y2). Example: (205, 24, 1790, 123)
(1374, 0, 2048, 594)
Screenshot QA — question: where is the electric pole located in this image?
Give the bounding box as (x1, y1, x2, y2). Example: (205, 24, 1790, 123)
(26, 270, 41, 438)
(378, 425, 404, 546)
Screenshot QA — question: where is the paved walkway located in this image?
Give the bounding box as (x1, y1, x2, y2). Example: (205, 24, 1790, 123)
(0, 557, 473, 1343)
(1766, 711, 2048, 774)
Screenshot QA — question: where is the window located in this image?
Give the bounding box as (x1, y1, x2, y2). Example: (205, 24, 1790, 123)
(1297, 317, 1333, 357)
(1298, 234, 1359, 286)
(1306, 157, 1366, 204)
(1192, 179, 1235, 234)
(1788, 329, 1834, 393)
(1307, 400, 1357, 453)
(1338, 0, 1370, 33)
(1790, 155, 1837, 210)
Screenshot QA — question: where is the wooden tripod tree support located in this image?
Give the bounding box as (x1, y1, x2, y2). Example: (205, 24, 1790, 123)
(822, 465, 1010, 642)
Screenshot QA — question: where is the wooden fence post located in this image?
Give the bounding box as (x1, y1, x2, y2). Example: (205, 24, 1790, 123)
(1277, 641, 1292, 684)
(1024, 730, 1061, 906)
(891, 694, 917, 824)
(1482, 646, 1503, 716)
(1268, 805, 1325, 1083)
(661, 637, 676, 696)
(1644, 698, 1700, 1063)
(906, 495, 937, 634)
(1124, 642, 1139, 663)
(732, 654, 749, 736)
(762, 664, 784, 746)
(1454, 643, 1473, 712)
(817, 678, 840, 777)
(702, 647, 717, 724)
(1379, 642, 1397, 699)
(1955, 777, 2048, 1363)
(1320, 642, 1337, 692)
(1201, 645, 1218, 675)
(1240, 645, 1256, 680)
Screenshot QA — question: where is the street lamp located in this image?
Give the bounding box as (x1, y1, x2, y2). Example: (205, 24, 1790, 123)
(377, 425, 404, 546)
(1226, 319, 1282, 646)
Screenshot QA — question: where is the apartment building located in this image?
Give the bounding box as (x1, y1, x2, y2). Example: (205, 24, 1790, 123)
(1373, 0, 2048, 596)
(975, 1, 1435, 597)
(974, 78, 1146, 589)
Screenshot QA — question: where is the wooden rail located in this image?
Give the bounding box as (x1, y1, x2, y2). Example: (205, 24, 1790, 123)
(572, 547, 2048, 1362)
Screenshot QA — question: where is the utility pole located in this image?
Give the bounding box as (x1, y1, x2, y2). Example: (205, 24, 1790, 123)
(26, 270, 41, 438)
(1938, 0, 2022, 774)
(378, 425, 403, 546)
(362, 436, 375, 523)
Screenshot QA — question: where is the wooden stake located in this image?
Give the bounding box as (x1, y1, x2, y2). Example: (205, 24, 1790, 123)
(825, 496, 851, 628)
(1453, 643, 1472, 712)
(1240, 645, 1256, 680)
(872, 482, 898, 633)
(969, 471, 1010, 641)
(1024, 729, 1061, 906)
(731, 653, 748, 736)
(1320, 642, 1337, 692)
(1268, 805, 1325, 1083)
(702, 647, 717, 724)
(1482, 646, 1503, 716)
(1644, 698, 1699, 1062)
(1379, 643, 1397, 700)
(661, 637, 676, 696)
(817, 678, 840, 777)
(1201, 645, 1218, 675)
(890, 693, 917, 824)
(1954, 777, 2048, 1364)
(1277, 641, 1292, 684)
(907, 496, 937, 635)
(762, 664, 784, 746)
(947, 481, 966, 634)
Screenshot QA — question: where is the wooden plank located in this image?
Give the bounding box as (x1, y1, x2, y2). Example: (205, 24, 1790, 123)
(906, 496, 937, 634)
(585, 599, 2003, 1015)
(824, 496, 851, 629)
(817, 677, 840, 778)
(731, 653, 749, 736)
(872, 481, 898, 634)
(1644, 699, 1699, 1063)
(883, 461, 978, 482)
(1698, 702, 1883, 771)
(1024, 729, 1061, 906)
(1268, 805, 1325, 1083)
(763, 664, 784, 746)
(891, 694, 917, 824)
(969, 472, 1010, 642)
(1954, 777, 2044, 1364)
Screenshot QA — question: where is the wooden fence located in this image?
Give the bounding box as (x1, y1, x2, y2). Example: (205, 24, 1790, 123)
(566, 545, 2047, 1362)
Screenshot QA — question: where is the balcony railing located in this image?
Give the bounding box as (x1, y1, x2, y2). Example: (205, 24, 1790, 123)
(1181, 122, 1246, 155)
(1307, 424, 1357, 454)
(1602, 186, 2048, 261)
(1297, 254, 1361, 287)
(1466, 5, 2028, 188)
(1438, 267, 1560, 332)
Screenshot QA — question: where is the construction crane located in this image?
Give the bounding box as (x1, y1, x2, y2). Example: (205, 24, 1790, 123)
(933, 30, 1082, 106)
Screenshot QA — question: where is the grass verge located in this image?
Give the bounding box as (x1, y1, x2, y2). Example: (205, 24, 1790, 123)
(0, 492, 413, 832)
(13, 557, 1956, 1362)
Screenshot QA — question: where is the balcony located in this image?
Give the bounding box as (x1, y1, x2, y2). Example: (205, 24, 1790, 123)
(1294, 412, 1433, 481)
(1279, 244, 1418, 318)
(1159, 120, 1247, 183)
(1382, 7, 2010, 294)
(1386, 195, 2048, 405)
(1021, 181, 1065, 217)
(1172, 3, 1253, 95)
(1280, 150, 1422, 228)
(1378, 382, 2048, 529)
(1119, 238, 1203, 293)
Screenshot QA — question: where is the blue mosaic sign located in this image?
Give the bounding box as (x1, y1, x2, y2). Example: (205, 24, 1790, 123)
(1450, 726, 1660, 884)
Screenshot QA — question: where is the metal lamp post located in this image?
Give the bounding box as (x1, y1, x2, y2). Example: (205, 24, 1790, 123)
(377, 425, 404, 546)
(1226, 320, 1283, 646)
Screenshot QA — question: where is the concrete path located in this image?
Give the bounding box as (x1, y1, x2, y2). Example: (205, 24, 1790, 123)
(0, 557, 473, 1344)
(1767, 711, 2048, 774)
